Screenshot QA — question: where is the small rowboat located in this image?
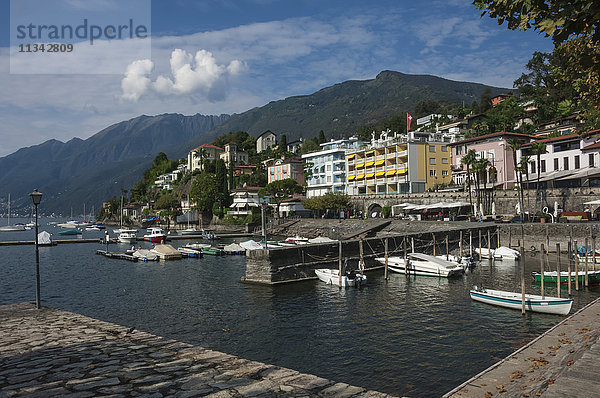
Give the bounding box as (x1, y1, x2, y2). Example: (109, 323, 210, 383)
(178, 247, 203, 258)
(315, 268, 367, 287)
(532, 270, 600, 284)
(201, 247, 225, 256)
(470, 287, 573, 315)
(58, 229, 81, 235)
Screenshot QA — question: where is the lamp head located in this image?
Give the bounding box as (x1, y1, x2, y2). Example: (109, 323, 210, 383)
(29, 189, 43, 205)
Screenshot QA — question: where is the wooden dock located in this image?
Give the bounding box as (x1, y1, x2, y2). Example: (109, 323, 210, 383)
(95, 250, 138, 262)
(445, 297, 600, 397)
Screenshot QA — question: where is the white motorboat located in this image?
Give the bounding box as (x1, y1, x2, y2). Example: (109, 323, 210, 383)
(308, 236, 337, 244)
(184, 242, 212, 250)
(179, 228, 201, 235)
(239, 240, 265, 251)
(223, 243, 245, 255)
(284, 235, 310, 245)
(476, 246, 521, 260)
(376, 253, 465, 278)
(315, 268, 367, 287)
(132, 249, 158, 261)
(178, 247, 203, 258)
(118, 229, 138, 244)
(435, 255, 476, 269)
(470, 286, 573, 315)
(143, 227, 167, 243)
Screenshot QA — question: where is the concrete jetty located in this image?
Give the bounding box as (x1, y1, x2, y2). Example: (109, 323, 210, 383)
(445, 297, 600, 397)
(0, 303, 393, 397)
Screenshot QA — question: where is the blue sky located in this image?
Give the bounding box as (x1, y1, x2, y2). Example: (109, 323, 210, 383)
(0, 0, 554, 157)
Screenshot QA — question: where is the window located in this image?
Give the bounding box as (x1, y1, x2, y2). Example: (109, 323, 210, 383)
(326, 164, 331, 171)
(441, 146, 448, 152)
(575, 155, 580, 169)
(442, 170, 448, 176)
(292, 164, 297, 170)
(554, 158, 559, 171)
(590, 153, 595, 167)
(429, 158, 436, 165)
(531, 161, 536, 174)
(327, 176, 331, 183)
(429, 170, 436, 176)
(442, 158, 448, 164)
(541, 160, 546, 173)
(564, 157, 569, 170)
(293, 173, 297, 179)
(429, 146, 436, 152)
(456, 146, 463, 155)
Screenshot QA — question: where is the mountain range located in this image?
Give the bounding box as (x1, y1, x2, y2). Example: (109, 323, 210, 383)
(0, 70, 506, 215)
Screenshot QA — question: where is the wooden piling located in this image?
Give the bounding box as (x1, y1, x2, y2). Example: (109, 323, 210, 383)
(574, 240, 579, 291)
(521, 225, 524, 250)
(556, 242, 561, 297)
(520, 246, 526, 315)
(478, 229, 482, 262)
(567, 241, 572, 296)
(459, 231, 463, 257)
(432, 233, 436, 256)
(546, 225, 549, 251)
(445, 235, 449, 260)
(403, 237, 407, 280)
(585, 237, 589, 287)
(411, 237, 415, 254)
(540, 243, 545, 297)
(469, 230, 473, 257)
(338, 241, 342, 288)
(508, 226, 511, 248)
(384, 238, 389, 281)
(359, 239, 364, 275)
(487, 230, 492, 262)
(497, 228, 500, 248)
(594, 236, 597, 272)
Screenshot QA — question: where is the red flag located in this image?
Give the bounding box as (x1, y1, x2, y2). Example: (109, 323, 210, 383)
(407, 113, 413, 132)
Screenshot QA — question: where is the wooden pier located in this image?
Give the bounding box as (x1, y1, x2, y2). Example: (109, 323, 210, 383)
(95, 250, 138, 262)
(445, 297, 600, 397)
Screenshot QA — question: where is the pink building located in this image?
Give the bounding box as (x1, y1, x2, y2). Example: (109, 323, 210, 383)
(268, 157, 304, 185)
(450, 132, 535, 189)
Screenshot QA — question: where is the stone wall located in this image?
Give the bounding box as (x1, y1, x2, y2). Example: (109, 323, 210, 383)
(498, 223, 600, 253)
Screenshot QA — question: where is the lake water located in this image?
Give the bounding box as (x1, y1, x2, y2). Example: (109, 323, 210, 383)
(1, 218, 599, 397)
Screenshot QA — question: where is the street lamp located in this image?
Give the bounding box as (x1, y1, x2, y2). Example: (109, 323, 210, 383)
(29, 189, 42, 309)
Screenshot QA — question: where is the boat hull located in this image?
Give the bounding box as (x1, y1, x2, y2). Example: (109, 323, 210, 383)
(314, 269, 366, 287)
(378, 254, 464, 278)
(470, 289, 572, 315)
(144, 236, 165, 243)
(532, 270, 600, 284)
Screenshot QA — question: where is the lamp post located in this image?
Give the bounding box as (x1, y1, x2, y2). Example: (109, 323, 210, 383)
(29, 189, 43, 309)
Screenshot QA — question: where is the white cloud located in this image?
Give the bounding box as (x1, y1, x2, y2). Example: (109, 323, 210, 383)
(122, 49, 245, 102)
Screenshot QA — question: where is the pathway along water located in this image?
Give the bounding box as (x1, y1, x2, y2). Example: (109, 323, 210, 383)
(1, 219, 600, 397)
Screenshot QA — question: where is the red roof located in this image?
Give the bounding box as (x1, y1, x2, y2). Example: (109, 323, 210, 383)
(232, 186, 262, 193)
(521, 133, 580, 148)
(583, 141, 600, 151)
(192, 144, 223, 151)
(450, 132, 536, 146)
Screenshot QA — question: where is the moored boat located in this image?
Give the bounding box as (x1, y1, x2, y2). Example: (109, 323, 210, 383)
(201, 247, 225, 256)
(470, 286, 573, 315)
(58, 229, 81, 235)
(118, 229, 138, 244)
(475, 246, 520, 260)
(132, 249, 158, 261)
(150, 244, 182, 260)
(144, 227, 166, 243)
(376, 253, 464, 278)
(223, 243, 245, 255)
(532, 270, 600, 284)
(314, 268, 367, 287)
(178, 247, 203, 258)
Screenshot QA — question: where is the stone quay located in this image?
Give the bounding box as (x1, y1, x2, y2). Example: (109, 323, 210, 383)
(0, 303, 394, 397)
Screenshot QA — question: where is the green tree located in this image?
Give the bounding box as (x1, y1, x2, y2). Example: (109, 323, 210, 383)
(155, 192, 180, 230)
(215, 159, 230, 214)
(258, 179, 303, 216)
(279, 134, 287, 154)
(461, 150, 477, 212)
(301, 139, 320, 154)
(318, 130, 326, 144)
(190, 173, 218, 215)
(303, 193, 352, 217)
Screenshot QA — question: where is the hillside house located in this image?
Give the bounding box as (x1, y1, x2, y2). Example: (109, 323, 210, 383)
(256, 130, 277, 153)
(220, 143, 248, 168)
(268, 156, 304, 185)
(187, 144, 224, 172)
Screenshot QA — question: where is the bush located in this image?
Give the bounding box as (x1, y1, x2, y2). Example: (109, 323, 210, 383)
(381, 205, 392, 218)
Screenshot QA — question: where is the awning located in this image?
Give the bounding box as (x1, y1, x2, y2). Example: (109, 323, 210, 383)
(376, 171, 385, 177)
(346, 154, 355, 160)
(375, 159, 385, 166)
(356, 162, 365, 168)
(366, 173, 375, 178)
(584, 199, 600, 205)
(366, 150, 375, 155)
(556, 167, 600, 181)
(356, 174, 365, 180)
(386, 170, 396, 176)
(347, 175, 355, 181)
(397, 168, 408, 174)
(365, 161, 375, 167)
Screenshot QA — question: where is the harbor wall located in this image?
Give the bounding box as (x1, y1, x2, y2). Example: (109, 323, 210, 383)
(498, 223, 600, 252)
(244, 224, 497, 284)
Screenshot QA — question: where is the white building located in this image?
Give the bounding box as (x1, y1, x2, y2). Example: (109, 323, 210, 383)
(154, 170, 181, 190)
(228, 187, 262, 216)
(256, 130, 277, 153)
(220, 143, 248, 168)
(301, 137, 365, 198)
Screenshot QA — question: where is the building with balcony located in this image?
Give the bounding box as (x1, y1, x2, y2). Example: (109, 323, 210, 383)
(187, 144, 224, 172)
(220, 143, 248, 168)
(267, 156, 304, 185)
(345, 131, 452, 195)
(302, 137, 365, 198)
(449, 132, 535, 189)
(228, 186, 262, 216)
(256, 130, 277, 153)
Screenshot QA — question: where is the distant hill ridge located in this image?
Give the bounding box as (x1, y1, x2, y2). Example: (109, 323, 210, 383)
(0, 70, 506, 214)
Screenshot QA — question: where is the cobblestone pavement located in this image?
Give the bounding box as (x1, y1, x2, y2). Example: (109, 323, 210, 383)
(0, 303, 395, 397)
(446, 297, 600, 398)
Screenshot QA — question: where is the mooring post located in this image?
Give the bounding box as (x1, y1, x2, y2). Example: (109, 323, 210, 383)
(556, 242, 561, 297)
(540, 243, 545, 297)
(593, 236, 597, 272)
(508, 226, 511, 248)
(487, 230, 492, 262)
(445, 235, 449, 261)
(546, 225, 549, 251)
(411, 237, 415, 253)
(384, 237, 389, 280)
(359, 239, 364, 275)
(497, 227, 500, 248)
(520, 246, 526, 315)
(574, 240, 579, 291)
(432, 233, 436, 256)
(478, 229, 482, 262)
(585, 237, 589, 287)
(338, 241, 342, 288)
(459, 231, 463, 257)
(469, 230, 473, 257)
(521, 225, 525, 251)
(403, 237, 407, 280)
(567, 241, 572, 296)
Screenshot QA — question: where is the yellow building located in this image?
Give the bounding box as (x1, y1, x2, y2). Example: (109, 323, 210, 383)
(346, 132, 452, 194)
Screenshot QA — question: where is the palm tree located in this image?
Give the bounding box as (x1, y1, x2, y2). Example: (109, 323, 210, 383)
(508, 138, 525, 221)
(473, 158, 491, 214)
(530, 141, 547, 212)
(461, 150, 477, 214)
(520, 154, 532, 212)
